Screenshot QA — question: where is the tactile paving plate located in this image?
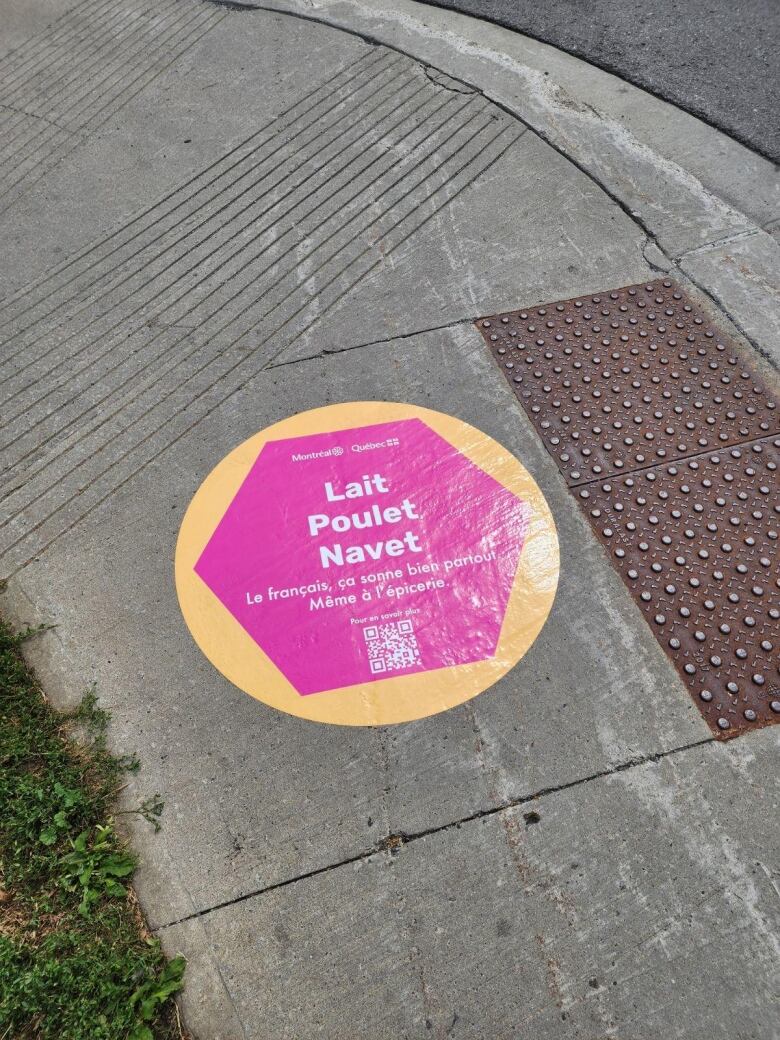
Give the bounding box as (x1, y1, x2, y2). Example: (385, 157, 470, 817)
(479, 280, 778, 486)
(476, 279, 780, 738)
(579, 438, 779, 736)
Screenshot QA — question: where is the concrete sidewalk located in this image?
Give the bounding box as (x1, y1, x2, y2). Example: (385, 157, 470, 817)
(1, 1, 778, 1037)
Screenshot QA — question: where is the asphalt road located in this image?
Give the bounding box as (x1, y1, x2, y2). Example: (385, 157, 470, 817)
(421, 0, 780, 163)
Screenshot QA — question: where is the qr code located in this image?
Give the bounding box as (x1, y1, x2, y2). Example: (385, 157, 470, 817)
(363, 620, 421, 675)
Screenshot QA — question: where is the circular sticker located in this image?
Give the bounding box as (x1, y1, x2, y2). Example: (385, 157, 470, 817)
(176, 402, 558, 725)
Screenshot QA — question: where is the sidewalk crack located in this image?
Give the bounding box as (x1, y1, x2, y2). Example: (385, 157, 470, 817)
(674, 228, 762, 262)
(154, 734, 713, 931)
(421, 65, 478, 95)
(202, 0, 261, 9)
(265, 316, 477, 369)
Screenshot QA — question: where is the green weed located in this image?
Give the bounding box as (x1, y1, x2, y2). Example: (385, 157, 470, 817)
(0, 617, 187, 1039)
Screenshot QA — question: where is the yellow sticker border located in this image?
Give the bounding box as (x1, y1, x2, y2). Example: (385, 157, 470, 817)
(175, 401, 559, 725)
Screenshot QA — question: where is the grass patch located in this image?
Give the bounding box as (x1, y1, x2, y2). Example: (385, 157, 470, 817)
(0, 618, 188, 1040)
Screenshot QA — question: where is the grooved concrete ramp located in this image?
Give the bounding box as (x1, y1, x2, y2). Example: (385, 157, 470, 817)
(0, 0, 224, 213)
(1, 2, 778, 1038)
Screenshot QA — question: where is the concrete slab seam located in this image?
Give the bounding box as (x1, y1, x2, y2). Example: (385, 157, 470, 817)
(154, 734, 714, 931)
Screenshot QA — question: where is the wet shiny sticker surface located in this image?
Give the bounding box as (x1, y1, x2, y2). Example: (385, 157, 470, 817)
(176, 402, 559, 725)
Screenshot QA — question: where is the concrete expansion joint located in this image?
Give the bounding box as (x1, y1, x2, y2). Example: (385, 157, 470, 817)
(154, 734, 714, 932)
(626, 232, 774, 374)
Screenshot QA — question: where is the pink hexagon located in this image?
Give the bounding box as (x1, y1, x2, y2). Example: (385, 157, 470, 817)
(195, 418, 529, 695)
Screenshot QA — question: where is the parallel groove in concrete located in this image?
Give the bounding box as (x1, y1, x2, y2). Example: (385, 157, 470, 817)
(0, 48, 386, 342)
(6, 129, 517, 567)
(0, 51, 405, 424)
(0, 0, 224, 211)
(0, 1, 209, 121)
(0, 4, 177, 120)
(0, 0, 116, 85)
(0, 54, 521, 575)
(13, 118, 510, 490)
(0, 70, 466, 461)
(478, 279, 780, 738)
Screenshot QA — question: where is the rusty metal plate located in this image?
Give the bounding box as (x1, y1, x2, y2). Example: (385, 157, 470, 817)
(476, 278, 780, 738)
(579, 438, 779, 737)
(478, 279, 778, 486)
